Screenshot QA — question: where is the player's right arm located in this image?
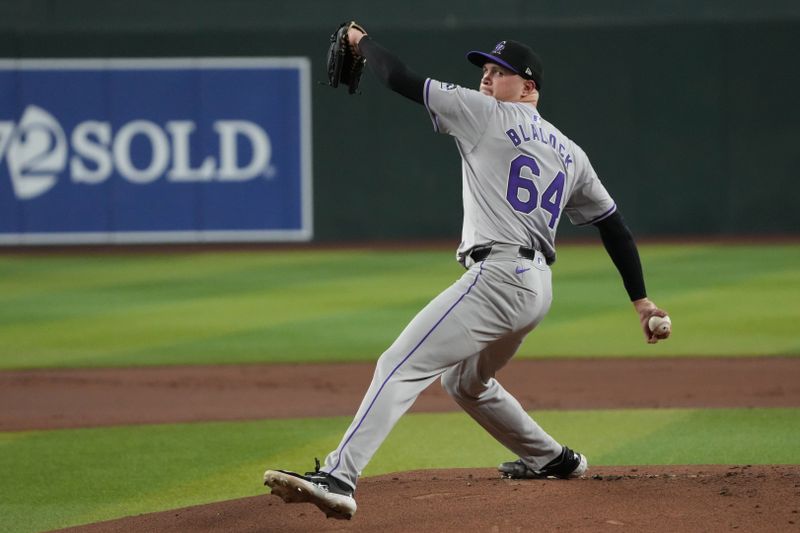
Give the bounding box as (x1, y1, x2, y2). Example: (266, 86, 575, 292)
(593, 209, 670, 344)
(565, 146, 670, 344)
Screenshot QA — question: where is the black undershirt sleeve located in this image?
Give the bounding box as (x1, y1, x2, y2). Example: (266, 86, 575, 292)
(358, 36, 426, 104)
(594, 211, 647, 301)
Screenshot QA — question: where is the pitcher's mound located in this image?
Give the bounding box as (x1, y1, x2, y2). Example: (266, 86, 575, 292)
(58, 465, 800, 532)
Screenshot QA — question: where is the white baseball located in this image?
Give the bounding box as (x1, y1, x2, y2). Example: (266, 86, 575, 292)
(648, 315, 671, 335)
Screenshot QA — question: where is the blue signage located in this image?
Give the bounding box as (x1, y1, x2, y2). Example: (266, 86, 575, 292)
(0, 58, 312, 244)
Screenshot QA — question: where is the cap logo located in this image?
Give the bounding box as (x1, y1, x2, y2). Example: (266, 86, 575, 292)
(525, 67, 532, 76)
(492, 41, 506, 55)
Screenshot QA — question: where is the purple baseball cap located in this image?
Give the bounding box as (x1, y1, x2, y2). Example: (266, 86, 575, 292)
(467, 40, 544, 89)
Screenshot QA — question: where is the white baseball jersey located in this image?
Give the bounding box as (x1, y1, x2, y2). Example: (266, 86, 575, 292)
(423, 79, 616, 262)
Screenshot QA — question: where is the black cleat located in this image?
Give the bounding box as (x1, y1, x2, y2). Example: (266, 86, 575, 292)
(264, 459, 357, 519)
(499, 446, 588, 479)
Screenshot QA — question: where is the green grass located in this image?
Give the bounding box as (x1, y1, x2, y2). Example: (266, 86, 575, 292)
(1, 407, 798, 533)
(2, 243, 797, 532)
(1, 243, 799, 369)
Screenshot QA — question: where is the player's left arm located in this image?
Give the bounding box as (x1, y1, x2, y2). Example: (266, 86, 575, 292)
(593, 211, 671, 344)
(347, 25, 493, 150)
(348, 26, 426, 104)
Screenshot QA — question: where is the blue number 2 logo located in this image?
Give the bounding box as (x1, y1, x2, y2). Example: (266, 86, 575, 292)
(505, 154, 565, 229)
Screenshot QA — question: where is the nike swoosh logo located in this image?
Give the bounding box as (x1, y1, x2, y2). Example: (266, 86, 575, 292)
(515, 266, 531, 274)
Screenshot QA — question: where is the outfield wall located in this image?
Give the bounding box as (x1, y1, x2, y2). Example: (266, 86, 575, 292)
(1, 2, 798, 242)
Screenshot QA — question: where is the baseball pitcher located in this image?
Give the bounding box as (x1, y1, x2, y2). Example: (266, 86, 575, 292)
(264, 22, 671, 520)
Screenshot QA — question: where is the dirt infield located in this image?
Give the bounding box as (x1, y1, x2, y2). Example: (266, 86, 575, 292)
(58, 466, 800, 533)
(6, 356, 798, 532)
(4, 357, 800, 431)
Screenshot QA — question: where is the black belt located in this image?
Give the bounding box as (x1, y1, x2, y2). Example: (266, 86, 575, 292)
(469, 245, 536, 264)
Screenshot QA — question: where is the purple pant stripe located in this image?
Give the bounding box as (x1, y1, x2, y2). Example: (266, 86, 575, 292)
(326, 263, 485, 476)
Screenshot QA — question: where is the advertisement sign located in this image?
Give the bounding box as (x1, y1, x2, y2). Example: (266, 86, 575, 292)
(0, 58, 312, 244)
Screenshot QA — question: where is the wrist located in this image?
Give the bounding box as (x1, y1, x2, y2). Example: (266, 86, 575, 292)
(633, 297, 654, 313)
(349, 30, 367, 53)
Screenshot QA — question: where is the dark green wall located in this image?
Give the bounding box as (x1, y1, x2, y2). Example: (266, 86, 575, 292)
(2, 1, 799, 240)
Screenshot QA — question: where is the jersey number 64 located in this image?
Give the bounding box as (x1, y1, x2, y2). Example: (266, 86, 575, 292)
(506, 154, 565, 229)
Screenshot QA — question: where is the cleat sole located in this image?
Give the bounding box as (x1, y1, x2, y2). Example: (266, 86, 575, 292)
(264, 470, 356, 520)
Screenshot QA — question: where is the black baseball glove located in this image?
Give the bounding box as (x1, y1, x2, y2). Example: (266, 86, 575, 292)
(327, 21, 367, 94)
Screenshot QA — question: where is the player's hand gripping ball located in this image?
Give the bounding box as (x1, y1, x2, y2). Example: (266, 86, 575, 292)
(648, 315, 672, 336)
